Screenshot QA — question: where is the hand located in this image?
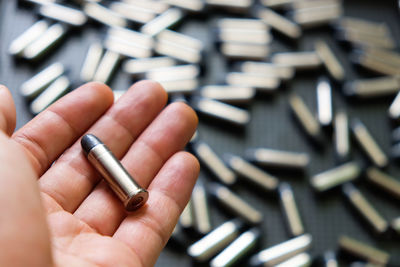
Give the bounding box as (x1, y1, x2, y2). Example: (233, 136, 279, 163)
(0, 81, 199, 267)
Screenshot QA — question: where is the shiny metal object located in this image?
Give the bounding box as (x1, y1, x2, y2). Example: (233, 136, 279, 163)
(145, 64, 199, 81)
(192, 181, 212, 234)
(226, 72, 280, 92)
(191, 97, 250, 126)
(351, 52, 400, 76)
(81, 134, 148, 211)
(338, 235, 390, 265)
(246, 148, 309, 171)
(121, 0, 169, 14)
(343, 183, 389, 234)
(210, 183, 263, 225)
(344, 76, 400, 98)
(92, 50, 121, 84)
(365, 167, 400, 200)
(30, 76, 70, 114)
(162, 0, 204, 11)
(392, 217, 400, 235)
(23, 23, 66, 60)
(250, 234, 312, 266)
(257, 8, 301, 39)
(274, 253, 312, 267)
(272, 52, 322, 70)
(315, 40, 345, 81)
(141, 8, 183, 36)
(80, 42, 103, 82)
(104, 36, 152, 59)
(192, 142, 236, 185)
(109, 2, 156, 24)
(351, 119, 388, 168)
(336, 17, 391, 38)
(39, 3, 87, 26)
(311, 162, 361, 192)
(316, 78, 333, 127)
(84, 2, 127, 27)
(217, 28, 271, 45)
(220, 43, 270, 60)
(200, 85, 255, 104)
(260, 0, 295, 8)
(157, 79, 199, 94)
(210, 228, 260, 267)
(224, 154, 279, 192)
(292, 4, 342, 28)
(240, 61, 295, 80)
(205, 0, 253, 10)
(20, 62, 64, 98)
(389, 91, 400, 120)
(8, 20, 49, 56)
(279, 182, 304, 236)
(179, 199, 194, 228)
(334, 111, 350, 162)
(187, 219, 242, 261)
(339, 30, 395, 49)
(123, 57, 176, 75)
(323, 251, 338, 267)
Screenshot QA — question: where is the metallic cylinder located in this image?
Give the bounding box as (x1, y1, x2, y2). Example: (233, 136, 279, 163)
(81, 134, 148, 211)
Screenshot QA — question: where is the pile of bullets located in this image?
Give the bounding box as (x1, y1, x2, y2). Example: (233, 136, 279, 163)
(9, 0, 400, 266)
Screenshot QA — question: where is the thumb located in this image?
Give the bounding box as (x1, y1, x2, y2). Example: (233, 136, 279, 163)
(0, 85, 16, 136)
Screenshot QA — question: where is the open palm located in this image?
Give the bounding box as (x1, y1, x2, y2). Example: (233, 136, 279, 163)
(0, 81, 199, 267)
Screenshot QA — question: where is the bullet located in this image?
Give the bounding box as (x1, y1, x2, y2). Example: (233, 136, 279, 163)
(343, 183, 389, 234)
(226, 72, 280, 92)
(119, 0, 169, 14)
(220, 43, 270, 60)
(257, 8, 302, 39)
(157, 79, 199, 94)
(80, 42, 103, 82)
(162, 0, 205, 11)
(109, 2, 156, 24)
(323, 251, 338, 267)
(210, 228, 260, 267)
(316, 78, 333, 127)
(344, 76, 400, 98)
(122, 57, 176, 75)
(39, 3, 88, 26)
(192, 141, 236, 185)
(334, 111, 350, 162)
(311, 162, 361, 192)
(392, 217, 400, 235)
(217, 28, 271, 45)
(291, 4, 342, 28)
(365, 167, 400, 200)
(141, 8, 184, 36)
(23, 23, 66, 60)
(84, 2, 127, 27)
(338, 30, 395, 49)
(104, 37, 153, 59)
(92, 50, 121, 84)
(107, 27, 154, 48)
(272, 52, 322, 70)
(274, 253, 312, 267)
(359, 47, 400, 68)
(209, 183, 263, 225)
(191, 97, 251, 126)
(389, 91, 400, 120)
(336, 17, 391, 38)
(179, 199, 194, 229)
(158, 29, 204, 51)
(351, 119, 388, 168)
(240, 61, 295, 80)
(338, 235, 390, 265)
(289, 94, 323, 145)
(20, 62, 64, 98)
(217, 18, 269, 30)
(145, 64, 199, 81)
(187, 219, 242, 261)
(245, 148, 310, 171)
(315, 40, 345, 81)
(81, 134, 148, 211)
(200, 85, 255, 104)
(224, 154, 279, 192)
(192, 181, 212, 235)
(250, 234, 312, 266)
(260, 0, 295, 8)
(205, 0, 253, 10)
(8, 20, 49, 56)
(30, 76, 70, 114)
(351, 52, 400, 76)
(279, 183, 304, 237)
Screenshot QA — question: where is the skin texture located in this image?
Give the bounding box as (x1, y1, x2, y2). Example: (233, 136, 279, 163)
(0, 81, 199, 267)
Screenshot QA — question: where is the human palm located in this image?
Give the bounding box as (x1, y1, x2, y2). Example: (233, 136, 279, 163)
(0, 81, 199, 267)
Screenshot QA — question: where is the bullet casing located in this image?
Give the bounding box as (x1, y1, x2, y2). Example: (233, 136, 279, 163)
(246, 148, 310, 171)
(316, 78, 333, 127)
(84, 2, 127, 27)
(334, 111, 350, 162)
(274, 253, 312, 267)
(344, 76, 400, 98)
(80, 42, 103, 82)
(200, 85, 255, 104)
(192, 182, 212, 234)
(279, 183, 304, 236)
(365, 167, 400, 200)
(315, 40, 345, 81)
(39, 3, 88, 26)
(257, 8, 302, 39)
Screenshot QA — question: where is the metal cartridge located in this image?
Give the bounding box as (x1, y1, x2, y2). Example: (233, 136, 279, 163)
(39, 3, 87, 26)
(334, 111, 350, 162)
(315, 40, 345, 81)
(344, 76, 400, 98)
(316, 78, 333, 127)
(200, 85, 255, 104)
(257, 8, 301, 39)
(365, 167, 400, 200)
(84, 2, 127, 27)
(226, 72, 280, 92)
(80, 42, 103, 82)
(272, 52, 322, 70)
(279, 182, 304, 236)
(192, 181, 212, 234)
(141, 8, 183, 36)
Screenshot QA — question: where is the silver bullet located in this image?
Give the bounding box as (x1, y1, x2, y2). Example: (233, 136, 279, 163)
(104, 36, 153, 59)
(351, 52, 400, 76)
(191, 97, 251, 126)
(279, 183, 304, 237)
(315, 40, 345, 81)
(158, 29, 204, 51)
(23, 23, 66, 60)
(351, 119, 388, 168)
(359, 47, 400, 68)
(323, 251, 338, 267)
(240, 61, 295, 80)
(120, 0, 169, 14)
(157, 79, 199, 94)
(84, 2, 127, 27)
(210, 228, 260, 267)
(220, 43, 270, 60)
(179, 199, 194, 229)
(92, 50, 121, 84)
(122, 57, 176, 75)
(311, 162, 361, 192)
(145, 64, 199, 81)
(107, 27, 154, 48)
(162, 0, 205, 11)
(291, 4, 342, 28)
(339, 30, 395, 49)
(272, 52, 322, 70)
(316, 78, 333, 127)
(392, 217, 400, 235)
(336, 17, 391, 38)
(343, 183, 389, 234)
(20, 62, 64, 98)
(187, 219, 242, 261)
(344, 76, 400, 98)
(81, 134, 148, 211)
(8, 20, 49, 56)
(365, 167, 400, 200)
(205, 0, 253, 10)
(226, 72, 280, 92)
(192, 181, 212, 235)
(274, 253, 312, 267)
(39, 3, 87, 26)
(217, 18, 269, 30)
(30, 76, 70, 114)
(217, 28, 271, 45)
(141, 8, 184, 36)
(388, 91, 400, 120)
(249, 234, 312, 266)
(200, 85, 255, 104)
(338, 235, 390, 265)
(192, 141, 236, 185)
(109, 2, 156, 24)
(209, 183, 263, 225)
(334, 111, 350, 162)
(245, 148, 310, 171)
(80, 42, 103, 82)
(257, 8, 302, 39)
(224, 154, 279, 192)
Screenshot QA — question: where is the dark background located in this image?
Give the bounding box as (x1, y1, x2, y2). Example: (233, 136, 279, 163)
(0, 0, 399, 266)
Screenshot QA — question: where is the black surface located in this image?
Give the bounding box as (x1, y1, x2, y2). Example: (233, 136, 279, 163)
(81, 134, 102, 155)
(1, 1, 400, 266)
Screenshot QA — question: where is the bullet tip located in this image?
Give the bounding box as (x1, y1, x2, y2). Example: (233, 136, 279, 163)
(81, 134, 102, 155)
